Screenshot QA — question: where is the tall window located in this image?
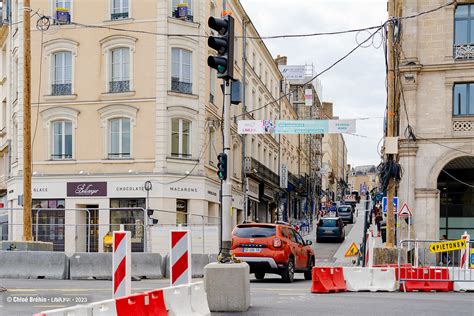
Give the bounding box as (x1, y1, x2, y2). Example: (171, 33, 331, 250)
(111, 0, 129, 20)
(51, 120, 72, 159)
(108, 118, 131, 158)
(453, 83, 474, 116)
(110, 48, 130, 93)
(172, 0, 193, 22)
(171, 118, 191, 158)
(171, 48, 192, 94)
(209, 69, 216, 104)
(455, 5, 474, 46)
(52, 51, 72, 96)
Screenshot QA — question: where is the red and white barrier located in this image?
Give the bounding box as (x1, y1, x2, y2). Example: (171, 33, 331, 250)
(113, 230, 131, 298)
(365, 229, 374, 267)
(460, 231, 470, 269)
(170, 229, 192, 286)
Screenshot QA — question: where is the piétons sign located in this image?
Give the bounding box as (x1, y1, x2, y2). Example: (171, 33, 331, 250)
(67, 182, 107, 197)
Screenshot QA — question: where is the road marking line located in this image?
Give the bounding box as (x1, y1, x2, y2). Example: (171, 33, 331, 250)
(252, 288, 308, 292)
(278, 293, 307, 296)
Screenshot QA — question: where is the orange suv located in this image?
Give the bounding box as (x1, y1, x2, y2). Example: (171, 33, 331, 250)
(231, 222, 315, 283)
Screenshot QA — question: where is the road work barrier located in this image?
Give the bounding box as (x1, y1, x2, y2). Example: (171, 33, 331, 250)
(0, 251, 68, 279)
(34, 281, 210, 316)
(311, 267, 346, 293)
(170, 229, 191, 286)
(343, 267, 397, 292)
(448, 267, 474, 292)
(400, 267, 453, 292)
(113, 230, 131, 298)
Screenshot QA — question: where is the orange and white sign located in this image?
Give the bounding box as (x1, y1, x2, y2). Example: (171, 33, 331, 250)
(398, 203, 413, 217)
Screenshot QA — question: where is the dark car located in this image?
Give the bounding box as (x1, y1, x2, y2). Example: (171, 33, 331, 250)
(337, 205, 355, 224)
(316, 217, 345, 242)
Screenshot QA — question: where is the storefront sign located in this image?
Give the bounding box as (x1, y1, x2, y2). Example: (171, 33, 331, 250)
(67, 182, 107, 197)
(280, 164, 288, 189)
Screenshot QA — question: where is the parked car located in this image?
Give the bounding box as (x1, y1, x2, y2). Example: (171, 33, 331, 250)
(337, 205, 355, 224)
(316, 217, 345, 243)
(231, 222, 315, 283)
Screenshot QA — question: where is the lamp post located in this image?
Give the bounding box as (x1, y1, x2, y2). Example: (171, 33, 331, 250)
(144, 180, 152, 210)
(144, 180, 152, 252)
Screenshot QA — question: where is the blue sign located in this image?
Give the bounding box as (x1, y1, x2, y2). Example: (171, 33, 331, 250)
(382, 196, 398, 213)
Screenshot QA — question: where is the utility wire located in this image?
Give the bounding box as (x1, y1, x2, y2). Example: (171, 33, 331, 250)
(441, 169, 474, 188)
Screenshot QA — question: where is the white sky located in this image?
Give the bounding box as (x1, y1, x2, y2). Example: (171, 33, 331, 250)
(240, 0, 387, 168)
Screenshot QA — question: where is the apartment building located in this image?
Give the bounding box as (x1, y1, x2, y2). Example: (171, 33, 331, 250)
(348, 165, 379, 197)
(394, 0, 474, 239)
(1, 0, 319, 251)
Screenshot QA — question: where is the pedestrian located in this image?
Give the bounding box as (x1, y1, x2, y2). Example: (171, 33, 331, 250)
(375, 210, 383, 237)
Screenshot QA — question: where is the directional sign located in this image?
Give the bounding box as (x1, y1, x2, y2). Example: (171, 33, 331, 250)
(398, 203, 413, 217)
(429, 239, 466, 253)
(344, 242, 359, 257)
(382, 196, 398, 214)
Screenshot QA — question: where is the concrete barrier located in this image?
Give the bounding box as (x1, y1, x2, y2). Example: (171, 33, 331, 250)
(0, 251, 68, 279)
(162, 253, 210, 278)
(131, 253, 163, 279)
(192, 254, 210, 278)
(69, 253, 112, 280)
(448, 267, 474, 292)
(70, 253, 163, 280)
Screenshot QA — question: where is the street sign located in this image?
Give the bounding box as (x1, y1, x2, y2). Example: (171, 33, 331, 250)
(382, 196, 398, 213)
(344, 242, 359, 257)
(429, 239, 466, 253)
(398, 203, 413, 217)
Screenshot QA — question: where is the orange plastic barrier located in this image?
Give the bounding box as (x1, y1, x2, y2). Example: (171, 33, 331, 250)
(147, 289, 169, 316)
(311, 267, 347, 293)
(116, 293, 148, 316)
(401, 267, 453, 292)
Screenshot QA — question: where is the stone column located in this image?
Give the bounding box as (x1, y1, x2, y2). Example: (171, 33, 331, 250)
(414, 188, 440, 240)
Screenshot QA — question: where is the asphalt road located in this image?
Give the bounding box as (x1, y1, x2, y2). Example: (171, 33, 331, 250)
(2, 277, 473, 316)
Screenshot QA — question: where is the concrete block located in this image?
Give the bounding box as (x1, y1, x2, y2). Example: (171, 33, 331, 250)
(69, 253, 112, 280)
(0, 251, 68, 279)
(192, 254, 210, 278)
(162, 253, 210, 278)
(373, 248, 406, 265)
(204, 262, 250, 312)
(132, 253, 163, 279)
(0, 241, 54, 251)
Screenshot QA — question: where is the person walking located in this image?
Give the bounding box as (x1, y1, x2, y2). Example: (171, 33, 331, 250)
(375, 210, 383, 237)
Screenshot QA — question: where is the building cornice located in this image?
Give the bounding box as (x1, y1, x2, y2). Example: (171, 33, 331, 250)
(398, 141, 418, 157)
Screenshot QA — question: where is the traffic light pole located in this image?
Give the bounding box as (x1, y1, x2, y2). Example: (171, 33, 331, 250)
(221, 79, 233, 260)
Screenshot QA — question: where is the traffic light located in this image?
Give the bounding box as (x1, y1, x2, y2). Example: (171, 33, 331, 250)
(207, 14, 234, 80)
(217, 153, 228, 180)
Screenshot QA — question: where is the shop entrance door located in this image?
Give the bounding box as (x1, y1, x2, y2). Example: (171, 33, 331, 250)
(76, 204, 99, 252)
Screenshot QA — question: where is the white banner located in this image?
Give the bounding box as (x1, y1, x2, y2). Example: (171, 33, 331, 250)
(280, 164, 288, 189)
(328, 119, 356, 134)
(238, 119, 356, 135)
(237, 120, 276, 134)
(279, 65, 306, 80)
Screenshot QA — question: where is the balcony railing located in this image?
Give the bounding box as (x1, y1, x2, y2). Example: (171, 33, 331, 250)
(108, 152, 130, 159)
(51, 153, 72, 160)
(51, 83, 72, 96)
(109, 80, 130, 93)
(111, 12, 129, 20)
(452, 117, 474, 132)
(454, 44, 474, 60)
(244, 157, 279, 186)
(171, 78, 192, 94)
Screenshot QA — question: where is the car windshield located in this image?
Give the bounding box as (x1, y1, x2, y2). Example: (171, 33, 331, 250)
(320, 219, 338, 227)
(338, 207, 351, 213)
(234, 226, 276, 238)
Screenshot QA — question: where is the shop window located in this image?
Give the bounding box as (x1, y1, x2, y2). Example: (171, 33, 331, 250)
(176, 199, 188, 225)
(32, 199, 65, 252)
(110, 198, 145, 252)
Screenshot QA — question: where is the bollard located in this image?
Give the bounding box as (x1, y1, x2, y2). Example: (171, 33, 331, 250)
(113, 230, 131, 298)
(170, 229, 191, 286)
(460, 231, 470, 269)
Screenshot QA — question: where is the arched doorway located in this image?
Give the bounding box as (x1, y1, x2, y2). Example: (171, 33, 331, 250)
(437, 156, 474, 239)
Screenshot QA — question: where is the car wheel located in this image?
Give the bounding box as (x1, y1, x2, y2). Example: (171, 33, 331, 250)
(304, 257, 314, 280)
(255, 272, 265, 280)
(282, 258, 295, 283)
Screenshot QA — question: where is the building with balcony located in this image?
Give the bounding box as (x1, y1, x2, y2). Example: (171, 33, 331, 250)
(394, 0, 474, 239)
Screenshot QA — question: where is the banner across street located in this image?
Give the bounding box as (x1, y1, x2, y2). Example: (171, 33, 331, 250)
(237, 119, 356, 135)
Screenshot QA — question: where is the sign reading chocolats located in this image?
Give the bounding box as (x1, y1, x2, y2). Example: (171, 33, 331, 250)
(67, 182, 107, 197)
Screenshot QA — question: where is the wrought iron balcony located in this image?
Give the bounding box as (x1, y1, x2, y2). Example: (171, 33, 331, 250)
(454, 44, 474, 60)
(51, 153, 72, 160)
(51, 83, 72, 96)
(244, 157, 279, 185)
(171, 78, 192, 94)
(108, 152, 130, 159)
(111, 12, 129, 20)
(109, 80, 130, 93)
(172, 10, 193, 22)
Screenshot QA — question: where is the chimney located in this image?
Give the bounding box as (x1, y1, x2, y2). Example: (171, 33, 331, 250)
(274, 55, 287, 66)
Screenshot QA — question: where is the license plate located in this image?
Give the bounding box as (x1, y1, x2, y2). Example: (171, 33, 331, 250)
(325, 230, 334, 234)
(243, 248, 262, 253)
